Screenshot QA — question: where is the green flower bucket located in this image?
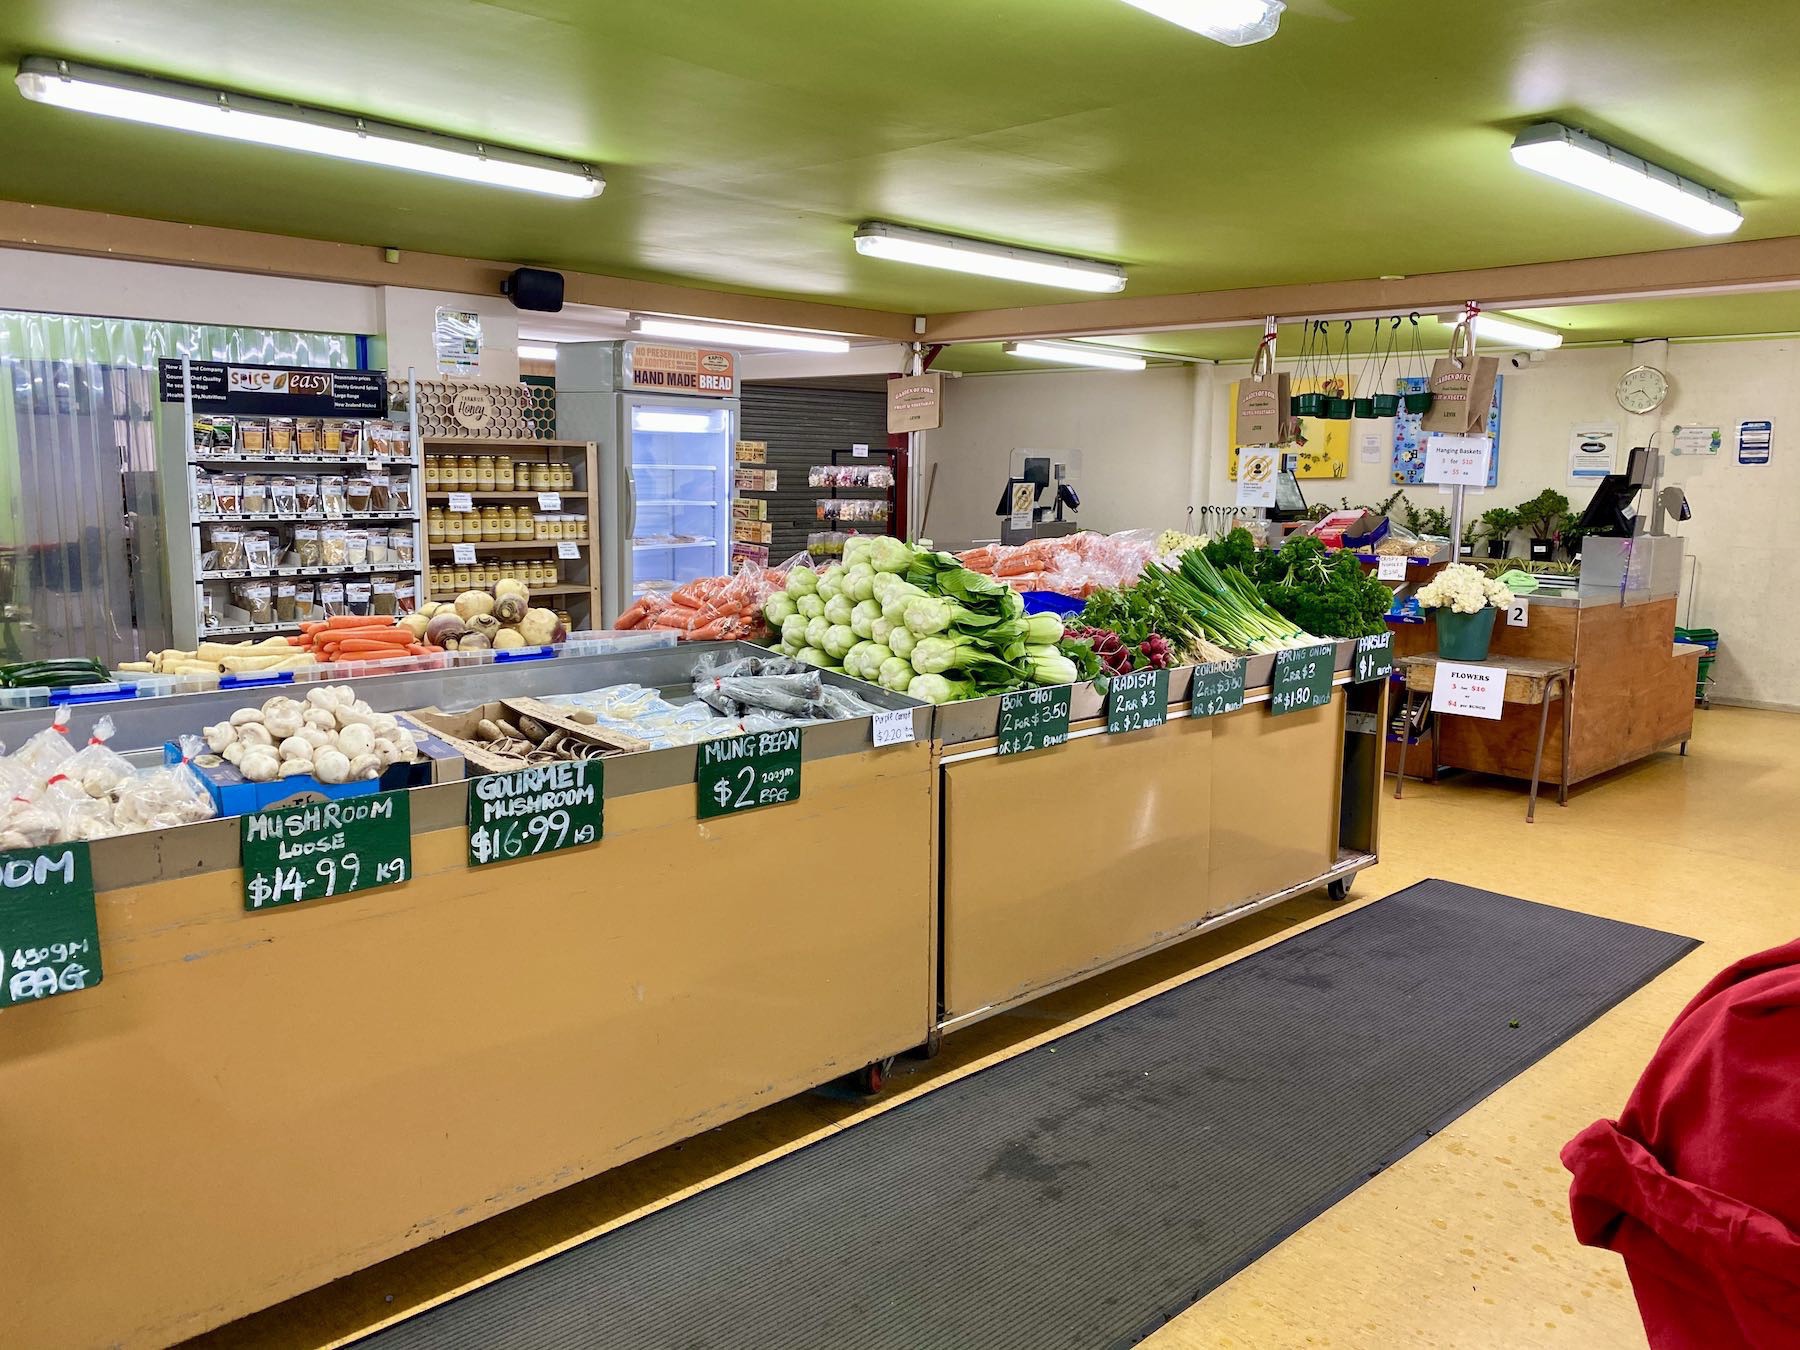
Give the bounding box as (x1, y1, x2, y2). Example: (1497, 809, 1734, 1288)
(1351, 397, 1378, 419)
(1402, 390, 1434, 414)
(1294, 392, 1325, 417)
(1322, 397, 1353, 420)
(1371, 393, 1401, 416)
(1434, 606, 1497, 661)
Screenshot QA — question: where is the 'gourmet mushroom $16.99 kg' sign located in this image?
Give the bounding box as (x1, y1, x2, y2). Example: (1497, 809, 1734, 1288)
(468, 761, 603, 865)
(697, 729, 802, 818)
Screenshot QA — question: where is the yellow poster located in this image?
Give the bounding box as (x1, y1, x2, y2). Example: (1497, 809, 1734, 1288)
(1227, 377, 1350, 480)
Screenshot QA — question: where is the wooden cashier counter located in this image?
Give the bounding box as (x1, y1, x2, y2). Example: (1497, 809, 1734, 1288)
(1394, 448, 1701, 790)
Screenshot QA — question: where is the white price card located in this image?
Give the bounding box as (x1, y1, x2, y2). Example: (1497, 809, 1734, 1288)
(447, 491, 473, 513)
(365, 459, 383, 474)
(852, 443, 870, 458)
(556, 541, 580, 560)
(452, 542, 476, 565)
(1235, 450, 1278, 508)
(1431, 660, 1505, 720)
(1422, 433, 1493, 486)
(537, 492, 562, 511)
(1506, 595, 1530, 627)
(1377, 554, 1407, 582)
(871, 708, 914, 747)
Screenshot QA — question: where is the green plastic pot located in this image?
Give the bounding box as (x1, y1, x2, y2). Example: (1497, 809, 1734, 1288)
(1402, 390, 1434, 414)
(1322, 397, 1353, 420)
(1371, 393, 1401, 416)
(1294, 392, 1325, 417)
(1435, 607, 1497, 661)
(1352, 397, 1378, 419)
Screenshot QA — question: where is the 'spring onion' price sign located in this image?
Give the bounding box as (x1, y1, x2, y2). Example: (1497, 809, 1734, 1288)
(1189, 658, 1247, 718)
(241, 792, 412, 910)
(996, 686, 1072, 755)
(697, 728, 802, 819)
(1353, 631, 1394, 684)
(1106, 667, 1169, 735)
(0, 843, 101, 1007)
(468, 761, 602, 866)
(1270, 642, 1336, 716)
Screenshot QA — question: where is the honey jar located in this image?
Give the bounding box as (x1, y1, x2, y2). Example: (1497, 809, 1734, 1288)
(445, 510, 464, 543)
(496, 455, 514, 489)
(476, 455, 495, 489)
(424, 455, 440, 488)
(529, 461, 552, 491)
(427, 507, 446, 543)
(457, 455, 478, 489)
(480, 505, 502, 540)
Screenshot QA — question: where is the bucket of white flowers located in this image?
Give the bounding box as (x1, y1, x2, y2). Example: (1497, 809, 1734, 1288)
(1415, 562, 1516, 661)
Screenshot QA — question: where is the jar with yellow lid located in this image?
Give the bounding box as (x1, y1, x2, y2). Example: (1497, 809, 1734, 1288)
(480, 505, 502, 541)
(457, 455, 478, 489)
(559, 462, 576, 490)
(494, 504, 515, 539)
(426, 506, 446, 543)
(424, 455, 440, 489)
(444, 510, 464, 543)
(453, 566, 472, 590)
(529, 461, 553, 491)
(496, 455, 514, 489)
(476, 455, 495, 489)
(541, 514, 560, 541)
(533, 559, 553, 586)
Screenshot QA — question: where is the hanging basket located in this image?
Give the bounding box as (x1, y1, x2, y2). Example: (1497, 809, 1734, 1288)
(1401, 312, 1434, 413)
(1434, 607, 1497, 661)
(1322, 397, 1353, 420)
(1371, 392, 1401, 416)
(1352, 397, 1378, 419)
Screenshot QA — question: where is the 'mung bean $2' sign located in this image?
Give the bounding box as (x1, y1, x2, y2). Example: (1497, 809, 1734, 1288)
(697, 728, 802, 818)
(468, 761, 603, 865)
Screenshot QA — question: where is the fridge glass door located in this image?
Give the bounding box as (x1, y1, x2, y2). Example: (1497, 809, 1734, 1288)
(626, 399, 732, 599)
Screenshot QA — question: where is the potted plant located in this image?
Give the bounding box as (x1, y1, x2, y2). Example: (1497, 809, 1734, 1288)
(1559, 512, 1590, 561)
(1478, 506, 1522, 559)
(1459, 518, 1480, 558)
(1517, 490, 1570, 562)
(1416, 563, 1516, 661)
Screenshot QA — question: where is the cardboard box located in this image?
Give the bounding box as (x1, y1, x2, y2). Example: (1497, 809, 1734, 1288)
(731, 541, 770, 567)
(732, 499, 767, 522)
(734, 467, 777, 492)
(733, 519, 773, 544)
(400, 698, 649, 775)
(734, 439, 767, 464)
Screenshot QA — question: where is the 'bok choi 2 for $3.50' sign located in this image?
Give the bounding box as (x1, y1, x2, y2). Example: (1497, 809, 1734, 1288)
(468, 761, 603, 866)
(697, 728, 802, 818)
(996, 686, 1072, 755)
(241, 791, 413, 910)
(0, 842, 101, 1007)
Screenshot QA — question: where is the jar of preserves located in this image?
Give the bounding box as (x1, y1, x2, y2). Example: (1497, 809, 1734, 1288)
(457, 454, 478, 489)
(427, 506, 446, 543)
(453, 566, 472, 590)
(481, 505, 502, 540)
(496, 455, 514, 489)
(559, 462, 575, 490)
(444, 510, 464, 543)
(424, 455, 440, 488)
(476, 454, 496, 489)
(494, 504, 515, 539)
(543, 514, 561, 541)
(530, 461, 553, 491)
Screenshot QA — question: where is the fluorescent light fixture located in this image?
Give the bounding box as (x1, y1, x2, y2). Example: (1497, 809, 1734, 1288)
(630, 316, 850, 353)
(1005, 340, 1149, 371)
(517, 344, 558, 361)
(633, 409, 716, 434)
(1115, 0, 1285, 45)
(1510, 122, 1741, 236)
(854, 222, 1126, 293)
(15, 56, 601, 199)
(1439, 312, 1564, 351)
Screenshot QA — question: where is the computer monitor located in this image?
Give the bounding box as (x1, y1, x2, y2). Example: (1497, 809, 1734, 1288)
(1624, 445, 1651, 488)
(1576, 473, 1643, 538)
(1269, 466, 1309, 521)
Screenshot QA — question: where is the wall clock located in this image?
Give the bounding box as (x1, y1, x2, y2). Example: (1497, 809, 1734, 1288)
(1617, 364, 1670, 415)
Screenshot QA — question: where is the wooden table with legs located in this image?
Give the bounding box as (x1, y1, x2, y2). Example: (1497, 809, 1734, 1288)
(1393, 654, 1574, 823)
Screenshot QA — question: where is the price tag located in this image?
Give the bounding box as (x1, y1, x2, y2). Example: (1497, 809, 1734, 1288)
(852, 443, 870, 458)
(557, 541, 581, 560)
(241, 792, 412, 910)
(1422, 433, 1493, 486)
(467, 761, 602, 867)
(537, 491, 562, 511)
(697, 728, 802, 818)
(447, 491, 473, 513)
(1270, 642, 1336, 717)
(1376, 554, 1407, 582)
(1353, 631, 1394, 684)
(1106, 667, 1169, 735)
(871, 708, 915, 747)
(1507, 596, 1530, 627)
(452, 542, 476, 565)
(0, 843, 101, 1007)
(1189, 658, 1247, 717)
(1431, 660, 1506, 720)
(365, 459, 383, 474)
(1235, 450, 1278, 508)
(996, 686, 1072, 755)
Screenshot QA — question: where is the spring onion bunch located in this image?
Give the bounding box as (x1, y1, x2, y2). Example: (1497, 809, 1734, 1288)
(1135, 550, 1318, 654)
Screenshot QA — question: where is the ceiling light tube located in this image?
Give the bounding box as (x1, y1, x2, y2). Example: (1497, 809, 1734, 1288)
(15, 56, 601, 198)
(1115, 0, 1285, 46)
(630, 316, 851, 353)
(1005, 341, 1148, 371)
(855, 222, 1126, 293)
(1439, 312, 1564, 351)
(517, 344, 558, 361)
(1510, 122, 1740, 236)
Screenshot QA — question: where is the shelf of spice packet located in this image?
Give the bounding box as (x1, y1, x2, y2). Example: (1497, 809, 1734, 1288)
(198, 565, 416, 582)
(197, 513, 416, 525)
(187, 454, 415, 469)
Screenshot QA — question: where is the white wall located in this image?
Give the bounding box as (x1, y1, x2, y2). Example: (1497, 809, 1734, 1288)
(375, 286, 519, 384)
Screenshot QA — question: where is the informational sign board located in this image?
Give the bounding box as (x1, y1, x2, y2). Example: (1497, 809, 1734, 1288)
(1235, 450, 1278, 508)
(1106, 667, 1170, 735)
(1568, 422, 1618, 481)
(0, 843, 101, 1007)
(452, 542, 476, 565)
(1431, 661, 1506, 720)
(1376, 554, 1407, 582)
(1270, 642, 1336, 716)
(1008, 481, 1035, 532)
(1422, 433, 1493, 486)
(1669, 424, 1721, 457)
(241, 792, 413, 910)
(1353, 632, 1394, 684)
(434, 306, 482, 376)
(1738, 419, 1773, 466)
(447, 491, 474, 514)
(158, 360, 388, 417)
(467, 761, 603, 866)
(996, 686, 1072, 755)
(871, 709, 915, 747)
(623, 342, 739, 397)
(557, 541, 581, 560)
(1190, 659, 1247, 717)
(697, 729, 802, 817)
(887, 372, 943, 433)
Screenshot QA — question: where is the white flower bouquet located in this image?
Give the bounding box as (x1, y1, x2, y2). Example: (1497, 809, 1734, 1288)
(1415, 563, 1514, 615)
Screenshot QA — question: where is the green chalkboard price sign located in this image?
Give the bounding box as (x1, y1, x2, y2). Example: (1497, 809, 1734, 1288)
(1353, 631, 1395, 684)
(1107, 667, 1170, 735)
(241, 791, 413, 910)
(1190, 659, 1248, 718)
(1270, 642, 1337, 717)
(697, 728, 802, 819)
(996, 686, 1073, 756)
(468, 761, 603, 866)
(0, 842, 101, 1007)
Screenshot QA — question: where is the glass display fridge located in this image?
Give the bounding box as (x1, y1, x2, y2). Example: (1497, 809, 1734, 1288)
(557, 341, 739, 622)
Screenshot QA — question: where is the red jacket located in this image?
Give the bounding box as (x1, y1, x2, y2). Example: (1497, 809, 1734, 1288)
(1563, 939, 1800, 1348)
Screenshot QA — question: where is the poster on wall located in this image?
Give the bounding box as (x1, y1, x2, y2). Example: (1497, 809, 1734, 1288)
(434, 307, 482, 376)
(1567, 423, 1618, 481)
(1737, 419, 1773, 465)
(1393, 376, 1501, 486)
(1227, 377, 1348, 480)
(1669, 424, 1722, 457)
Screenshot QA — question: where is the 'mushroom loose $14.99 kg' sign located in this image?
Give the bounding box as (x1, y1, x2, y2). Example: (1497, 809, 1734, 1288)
(241, 792, 412, 910)
(697, 728, 802, 818)
(468, 761, 603, 866)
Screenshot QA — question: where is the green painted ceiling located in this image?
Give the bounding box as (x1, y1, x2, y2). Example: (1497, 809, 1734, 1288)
(4, 2, 1800, 317)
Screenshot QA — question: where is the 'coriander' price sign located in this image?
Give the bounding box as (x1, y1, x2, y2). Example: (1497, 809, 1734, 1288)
(1189, 658, 1247, 718)
(1353, 631, 1394, 684)
(0, 843, 101, 1007)
(1270, 642, 1337, 717)
(697, 728, 802, 818)
(241, 792, 412, 910)
(468, 761, 603, 866)
(1107, 667, 1169, 735)
(996, 686, 1072, 755)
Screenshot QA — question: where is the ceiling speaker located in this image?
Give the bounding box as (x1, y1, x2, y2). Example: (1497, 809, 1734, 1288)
(502, 267, 565, 313)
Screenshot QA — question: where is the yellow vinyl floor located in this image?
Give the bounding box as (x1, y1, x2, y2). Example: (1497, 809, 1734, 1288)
(191, 705, 1792, 1350)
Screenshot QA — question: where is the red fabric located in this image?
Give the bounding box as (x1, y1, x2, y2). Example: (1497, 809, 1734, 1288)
(1562, 939, 1800, 1349)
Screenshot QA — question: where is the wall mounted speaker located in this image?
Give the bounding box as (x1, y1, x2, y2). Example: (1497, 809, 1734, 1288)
(502, 267, 565, 312)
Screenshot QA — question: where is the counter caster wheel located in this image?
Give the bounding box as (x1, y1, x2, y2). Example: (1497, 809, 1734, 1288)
(905, 1027, 943, 1062)
(1326, 877, 1351, 903)
(851, 1057, 896, 1096)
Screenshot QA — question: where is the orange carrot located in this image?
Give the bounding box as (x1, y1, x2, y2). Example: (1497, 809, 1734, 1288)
(325, 614, 394, 629)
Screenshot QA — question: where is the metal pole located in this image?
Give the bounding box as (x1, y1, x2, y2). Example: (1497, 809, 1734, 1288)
(1446, 301, 1479, 557)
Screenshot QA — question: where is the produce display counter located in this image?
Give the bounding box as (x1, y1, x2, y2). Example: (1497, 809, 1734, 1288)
(932, 642, 1389, 1031)
(0, 647, 935, 1350)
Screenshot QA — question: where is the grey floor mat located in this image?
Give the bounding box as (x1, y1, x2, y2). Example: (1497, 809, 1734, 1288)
(360, 879, 1697, 1350)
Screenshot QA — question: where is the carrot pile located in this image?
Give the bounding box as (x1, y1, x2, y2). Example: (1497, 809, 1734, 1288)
(615, 568, 786, 641)
(955, 531, 1156, 598)
(288, 615, 433, 663)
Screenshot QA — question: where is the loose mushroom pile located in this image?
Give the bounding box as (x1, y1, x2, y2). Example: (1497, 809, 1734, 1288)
(201, 686, 421, 784)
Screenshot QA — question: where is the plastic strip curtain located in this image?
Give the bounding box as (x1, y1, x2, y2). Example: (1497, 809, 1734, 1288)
(0, 315, 353, 667)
